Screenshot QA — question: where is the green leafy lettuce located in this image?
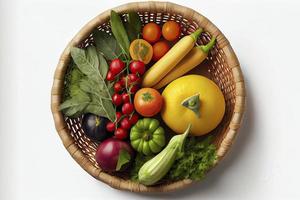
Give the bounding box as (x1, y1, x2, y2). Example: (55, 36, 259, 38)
(130, 136, 216, 182)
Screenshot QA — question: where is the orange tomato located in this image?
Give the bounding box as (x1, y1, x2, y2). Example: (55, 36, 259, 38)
(129, 39, 153, 64)
(134, 88, 163, 117)
(142, 22, 162, 43)
(152, 40, 170, 61)
(162, 21, 181, 41)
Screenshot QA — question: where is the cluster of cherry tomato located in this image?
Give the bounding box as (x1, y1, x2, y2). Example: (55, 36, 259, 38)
(142, 21, 181, 61)
(105, 58, 146, 140)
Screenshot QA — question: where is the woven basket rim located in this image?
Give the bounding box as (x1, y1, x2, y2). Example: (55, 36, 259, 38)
(51, 1, 246, 193)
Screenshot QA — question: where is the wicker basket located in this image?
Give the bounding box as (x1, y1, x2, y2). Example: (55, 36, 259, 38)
(51, 1, 245, 193)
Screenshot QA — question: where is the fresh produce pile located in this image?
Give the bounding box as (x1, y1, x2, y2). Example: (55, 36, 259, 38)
(60, 10, 225, 186)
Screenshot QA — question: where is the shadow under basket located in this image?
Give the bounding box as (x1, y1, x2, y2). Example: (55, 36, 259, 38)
(51, 1, 246, 193)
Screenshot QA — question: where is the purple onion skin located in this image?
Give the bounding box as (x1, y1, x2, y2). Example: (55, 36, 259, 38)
(95, 138, 134, 172)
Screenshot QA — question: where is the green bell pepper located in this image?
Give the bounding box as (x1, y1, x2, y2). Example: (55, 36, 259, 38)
(130, 118, 165, 155)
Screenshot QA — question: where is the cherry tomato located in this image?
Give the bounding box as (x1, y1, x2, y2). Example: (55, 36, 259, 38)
(119, 75, 126, 86)
(162, 21, 181, 41)
(129, 85, 139, 94)
(129, 113, 139, 125)
(122, 103, 134, 115)
(127, 74, 140, 85)
(122, 93, 130, 103)
(129, 61, 146, 75)
(116, 112, 122, 122)
(134, 88, 163, 117)
(112, 93, 123, 106)
(114, 128, 128, 140)
(109, 59, 125, 75)
(120, 117, 131, 130)
(106, 122, 116, 132)
(114, 82, 123, 93)
(152, 41, 170, 61)
(142, 22, 162, 43)
(106, 71, 115, 81)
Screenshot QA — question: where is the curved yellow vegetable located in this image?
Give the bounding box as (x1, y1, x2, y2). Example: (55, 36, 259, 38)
(141, 29, 203, 87)
(153, 37, 216, 89)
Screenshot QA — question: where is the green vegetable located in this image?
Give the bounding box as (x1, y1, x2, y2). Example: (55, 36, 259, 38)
(116, 149, 131, 171)
(167, 136, 216, 181)
(93, 30, 123, 60)
(130, 135, 217, 182)
(125, 11, 142, 41)
(130, 153, 153, 181)
(60, 46, 116, 122)
(110, 10, 130, 59)
(138, 124, 191, 186)
(130, 118, 166, 156)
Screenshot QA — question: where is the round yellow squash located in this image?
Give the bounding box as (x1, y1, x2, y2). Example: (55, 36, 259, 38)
(161, 75, 225, 136)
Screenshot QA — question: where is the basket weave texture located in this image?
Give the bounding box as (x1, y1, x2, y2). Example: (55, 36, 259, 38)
(51, 1, 245, 193)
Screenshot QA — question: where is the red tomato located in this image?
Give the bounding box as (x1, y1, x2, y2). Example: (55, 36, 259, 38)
(106, 71, 115, 81)
(152, 41, 170, 61)
(109, 59, 125, 75)
(122, 93, 130, 103)
(162, 21, 181, 41)
(129, 113, 139, 125)
(119, 74, 126, 86)
(114, 128, 128, 140)
(114, 82, 123, 93)
(106, 122, 116, 132)
(129, 85, 139, 94)
(134, 88, 163, 117)
(127, 74, 140, 85)
(112, 93, 123, 106)
(142, 22, 162, 43)
(116, 112, 122, 122)
(120, 117, 131, 130)
(129, 61, 146, 75)
(122, 103, 134, 115)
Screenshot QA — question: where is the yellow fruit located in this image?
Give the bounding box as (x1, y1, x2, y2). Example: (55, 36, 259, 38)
(129, 39, 153, 64)
(161, 75, 225, 136)
(142, 29, 203, 87)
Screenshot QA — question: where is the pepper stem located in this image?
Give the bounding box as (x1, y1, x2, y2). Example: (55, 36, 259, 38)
(190, 28, 203, 41)
(200, 37, 216, 53)
(181, 93, 201, 118)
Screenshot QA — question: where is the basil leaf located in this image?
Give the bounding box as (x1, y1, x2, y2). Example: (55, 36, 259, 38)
(93, 30, 122, 60)
(125, 11, 141, 41)
(116, 149, 131, 171)
(110, 10, 130, 58)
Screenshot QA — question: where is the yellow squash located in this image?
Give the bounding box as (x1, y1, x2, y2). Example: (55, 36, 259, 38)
(142, 28, 203, 87)
(153, 37, 216, 89)
(161, 75, 225, 136)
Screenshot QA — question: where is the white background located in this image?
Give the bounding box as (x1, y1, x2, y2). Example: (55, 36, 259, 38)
(1, 0, 300, 199)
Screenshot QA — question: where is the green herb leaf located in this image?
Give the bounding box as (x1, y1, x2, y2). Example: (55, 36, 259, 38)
(60, 46, 116, 121)
(93, 30, 122, 60)
(110, 10, 130, 59)
(98, 53, 109, 78)
(167, 136, 216, 181)
(71, 46, 99, 77)
(125, 11, 142, 41)
(130, 154, 153, 181)
(116, 149, 131, 171)
(59, 92, 90, 117)
(129, 136, 216, 182)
